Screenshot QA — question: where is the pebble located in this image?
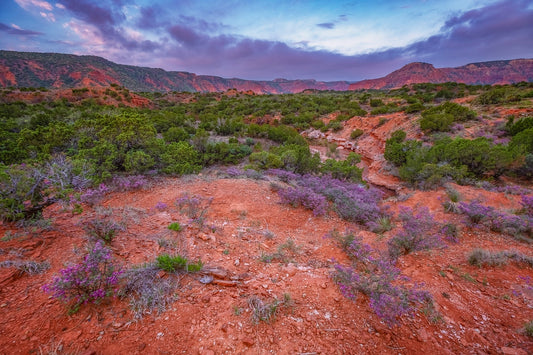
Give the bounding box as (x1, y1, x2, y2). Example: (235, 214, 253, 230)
(242, 336, 255, 346)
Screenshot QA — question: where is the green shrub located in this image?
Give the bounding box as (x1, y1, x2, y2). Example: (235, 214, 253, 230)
(350, 129, 364, 139)
(420, 113, 454, 132)
(156, 254, 203, 273)
(249, 151, 283, 170)
(404, 102, 424, 113)
(168, 222, 181, 232)
(320, 153, 362, 182)
(124, 150, 155, 173)
(161, 142, 201, 175)
(163, 127, 190, 143)
(370, 99, 384, 107)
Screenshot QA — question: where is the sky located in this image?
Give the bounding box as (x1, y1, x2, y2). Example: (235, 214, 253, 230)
(0, 0, 532, 81)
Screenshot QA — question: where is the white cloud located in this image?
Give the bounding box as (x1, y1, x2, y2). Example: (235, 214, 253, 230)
(11, 24, 22, 30)
(64, 20, 105, 47)
(55, 3, 65, 10)
(14, 0, 53, 11)
(40, 11, 56, 22)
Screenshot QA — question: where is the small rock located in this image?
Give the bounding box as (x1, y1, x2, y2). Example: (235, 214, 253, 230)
(234, 259, 240, 266)
(212, 279, 237, 287)
(112, 322, 122, 329)
(201, 295, 211, 303)
(320, 283, 327, 289)
(242, 336, 255, 346)
(221, 323, 229, 332)
(199, 275, 214, 284)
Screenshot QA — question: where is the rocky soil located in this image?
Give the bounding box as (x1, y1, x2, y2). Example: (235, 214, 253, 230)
(1, 103, 533, 354)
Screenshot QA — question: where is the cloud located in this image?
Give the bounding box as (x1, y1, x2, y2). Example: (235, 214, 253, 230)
(40, 11, 56, 22)
(52, 0, 533, 81)
(0, 22, 43, 36)
(316, 22, 335, 29)
(14, 0, 52, 11)
(136, 5, 162, 29)
(399, 0, 533, 66)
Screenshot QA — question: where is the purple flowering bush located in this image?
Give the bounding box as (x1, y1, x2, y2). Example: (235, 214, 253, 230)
(175, 193, 213, 228)
(457, 201, 494, 225)
(457, 200, 532, 240)
(225, 167, 244, 178)
(521, 195, 533, 216)
(388, 206, 444, 258)
(278, 186, 327, 216)
(273, 173, 387, 226)
(111, 175, 148, 192)
(80, 183, 109, 206)
(333, 236, 433, 326)
(42, 241, 122, 313)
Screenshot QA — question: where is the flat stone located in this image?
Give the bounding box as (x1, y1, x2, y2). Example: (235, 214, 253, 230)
(242, 336, 255, 346)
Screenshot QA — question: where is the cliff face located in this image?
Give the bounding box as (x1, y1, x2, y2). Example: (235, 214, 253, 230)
(348, 59, 533, 90)
(1, 51, 531, 93)
(0, 51, 349, 94)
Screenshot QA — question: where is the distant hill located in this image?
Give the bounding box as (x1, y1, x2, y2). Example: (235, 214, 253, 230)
(348, 60, 533, 90)
(0, 51, 349, 94)
(0, 51, 532, 93)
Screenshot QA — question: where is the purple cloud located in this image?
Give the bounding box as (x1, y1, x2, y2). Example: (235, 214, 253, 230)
(55, 0, 533, 81)
(403, 0, 533, 66)
(0, 23, 42, 36)
(136, 6, 162, 30)
(317, 22, 335, 29)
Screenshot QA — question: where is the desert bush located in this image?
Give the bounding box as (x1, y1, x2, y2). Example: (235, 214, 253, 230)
(161, 141, 201, 175)
(368, 216, 394, 234)
(420, 113, 454, 132)
(120, 264, 176, 319)
(278, 186, 328, 216)
(440, 223, 460, 243)
(168, 222, 182, 232)
(155, 254, 203, 273)
(442, 187, 462, 213)
(82, 207, 124, 243)
(521, 195, 533, 216)
(111, 175, 148, 192)
(320, 153, 362, 182)
(457, 201, 493, 225)
(458, 201, 532, 240)
(404, 102, 425, 113)
(0, 163, 53, 221)
(468, 248, 533, 267)
(289, 174, 386, 227)
(0, 259, 50, 275)
(506, 116, 533, 136)
(525, 321, 533, 337)
(327, 229, 357, 252)
(80, 183, 109, 206)
(333, 237, 433, 326)
(388, 206, 444, 258)
(175, 193, 212, 227)
(249, 151, 283, 170)
(124, 150, 155, 173)
(42, 241, 122, 313)
(248, 293, 293, 324)
(350, 129, 364, 139)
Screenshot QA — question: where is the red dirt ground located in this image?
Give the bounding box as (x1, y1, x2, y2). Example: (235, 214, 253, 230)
(1, 100, 533, 354)
(1, 172, 533, 354)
